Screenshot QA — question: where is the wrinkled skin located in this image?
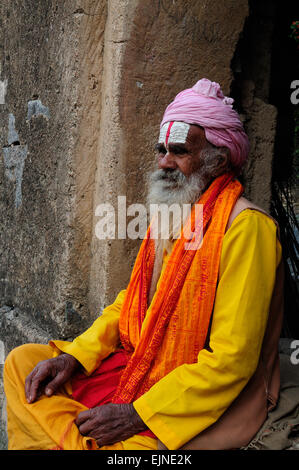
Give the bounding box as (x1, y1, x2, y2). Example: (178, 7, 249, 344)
(25, 353, 80, 403)
(156, 124, 228, 176)
(25, 353, 147, 446)
(75, 403, 147, 447)
(157, 124, 208, 176)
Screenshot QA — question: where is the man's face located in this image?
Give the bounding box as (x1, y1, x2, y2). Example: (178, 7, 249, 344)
(155, 122, 208, 177)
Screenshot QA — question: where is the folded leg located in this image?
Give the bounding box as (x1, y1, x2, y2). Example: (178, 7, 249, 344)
(4, 343, 157, 450)
(4, 343, 96, 450)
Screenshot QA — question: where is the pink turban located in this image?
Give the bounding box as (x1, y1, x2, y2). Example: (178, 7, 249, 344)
(160, 78, 250, 173)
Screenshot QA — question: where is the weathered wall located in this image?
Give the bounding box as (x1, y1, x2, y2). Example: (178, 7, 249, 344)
(0, 0, 279, 354)
(88, 0, 140, 319)
(89, 0, 250, 316)
(231, 0, 278, 210)
(0, 0, 107, 346)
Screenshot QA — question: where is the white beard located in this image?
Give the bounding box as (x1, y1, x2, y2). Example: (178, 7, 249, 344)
(147, 167, 211, 240)
(147, 168, 207, 207)
(146, 167, 211, 303)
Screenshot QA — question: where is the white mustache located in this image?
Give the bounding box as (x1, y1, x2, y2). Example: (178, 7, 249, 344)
(149, 169, 189, 191)
(147, 169, 207, 211)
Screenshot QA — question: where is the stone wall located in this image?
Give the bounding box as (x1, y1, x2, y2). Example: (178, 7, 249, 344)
(88, 0, 251, 318)
(0, 0, 107, 345)
(231, 0, 279, 210)
(0, 365, 7, 450)
(0, 0, 278, 351)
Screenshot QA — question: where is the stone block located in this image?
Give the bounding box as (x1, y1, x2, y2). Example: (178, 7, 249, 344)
(0, 0, 107, 343)
(88, 0, 250, 315)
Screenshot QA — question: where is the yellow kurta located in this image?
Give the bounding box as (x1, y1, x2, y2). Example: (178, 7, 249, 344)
(4, 209, 281, 450)
(49, 209, 281, 449)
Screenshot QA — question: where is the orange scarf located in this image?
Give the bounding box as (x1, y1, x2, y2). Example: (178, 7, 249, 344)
(113, 173, 243, 403)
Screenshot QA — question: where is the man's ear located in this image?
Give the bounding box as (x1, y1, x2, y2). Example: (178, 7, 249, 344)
(215, 147, 230, 173)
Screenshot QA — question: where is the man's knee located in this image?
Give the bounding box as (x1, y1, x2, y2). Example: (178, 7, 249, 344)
(4, 343, 53, 380)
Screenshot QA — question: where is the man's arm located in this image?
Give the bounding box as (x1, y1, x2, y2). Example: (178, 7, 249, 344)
(50, 289, 126, 374)
(133, 210, 282, 449)
(25, 289, 126, 403)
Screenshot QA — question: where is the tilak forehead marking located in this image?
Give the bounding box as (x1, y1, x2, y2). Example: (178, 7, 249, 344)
(159, 121, 190, 146)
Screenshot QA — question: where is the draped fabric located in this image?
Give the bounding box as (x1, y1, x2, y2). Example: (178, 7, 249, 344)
(71, 349, 156, 439)
(4, 205, 282, 450)
(112, 173, 243, 403)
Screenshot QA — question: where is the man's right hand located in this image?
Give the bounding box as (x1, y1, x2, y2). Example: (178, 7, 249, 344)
(25, 353, 80, 404)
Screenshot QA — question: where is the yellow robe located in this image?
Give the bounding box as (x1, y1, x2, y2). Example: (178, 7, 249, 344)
(4, 209, 281, 450)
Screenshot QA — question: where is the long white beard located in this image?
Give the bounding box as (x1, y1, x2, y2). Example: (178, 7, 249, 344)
(146, 168, 210, 303)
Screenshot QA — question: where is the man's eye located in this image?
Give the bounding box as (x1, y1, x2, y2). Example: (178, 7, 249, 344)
(172, 148, 188, 155)
(155, 144, 166, 154)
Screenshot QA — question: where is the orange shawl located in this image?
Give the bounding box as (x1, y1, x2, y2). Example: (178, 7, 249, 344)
(113, 173, 243, 403)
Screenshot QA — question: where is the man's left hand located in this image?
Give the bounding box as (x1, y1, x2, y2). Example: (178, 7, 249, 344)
(75, 403, 147, 447)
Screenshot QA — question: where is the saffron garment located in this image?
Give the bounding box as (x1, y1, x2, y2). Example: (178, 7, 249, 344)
(4, 209, 281, 450)
(4, 343, 157, 450)
(113, 174, 242, 404)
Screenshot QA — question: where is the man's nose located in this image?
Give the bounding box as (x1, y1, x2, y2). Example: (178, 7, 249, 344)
(158, 152, 178, 170)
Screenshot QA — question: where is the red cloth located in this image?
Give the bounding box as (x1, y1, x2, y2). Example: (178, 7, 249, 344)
(71, 349, 156, 440)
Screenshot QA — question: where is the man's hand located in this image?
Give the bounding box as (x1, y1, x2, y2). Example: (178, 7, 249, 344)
(75, 403, 147, 447)
(25, 353, 80, 404)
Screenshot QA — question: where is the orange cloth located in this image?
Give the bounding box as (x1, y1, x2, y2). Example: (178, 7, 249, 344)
(71, 349, 156, 439)
(4, 344, 96, 450)
(3, 174, 243, 450)
(3, 343, 158, 450)
(113, 174, 243, 403)
(4, 208, 280, 450)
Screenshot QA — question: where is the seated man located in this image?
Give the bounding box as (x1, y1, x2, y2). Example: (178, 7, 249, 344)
(4, 78, 283, 451)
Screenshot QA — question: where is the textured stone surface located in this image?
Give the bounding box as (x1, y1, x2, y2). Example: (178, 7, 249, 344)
(0, 366, 7, 450)
(230, 0, 278, 211)
(243, 97, 277, 211)
(0, 0, 280, 348)
(88, 0, 139, 318)
(0, 306, 50, 352)
(88, 0, 250, 316)
(0, 0, 107, 341)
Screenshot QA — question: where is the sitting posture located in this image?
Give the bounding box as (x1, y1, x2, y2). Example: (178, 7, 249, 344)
(4, 78, 283, 450)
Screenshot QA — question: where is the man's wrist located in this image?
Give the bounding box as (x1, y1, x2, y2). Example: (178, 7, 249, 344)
(127, 403, 147, 433)
(61, 353, 81, 370)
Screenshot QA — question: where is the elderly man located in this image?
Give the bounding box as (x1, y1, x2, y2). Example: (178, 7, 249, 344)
(4, 78, 283, 450)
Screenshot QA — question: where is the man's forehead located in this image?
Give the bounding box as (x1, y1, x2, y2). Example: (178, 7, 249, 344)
(159, 122, 190, 146)
(158, 121, 205, 146)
